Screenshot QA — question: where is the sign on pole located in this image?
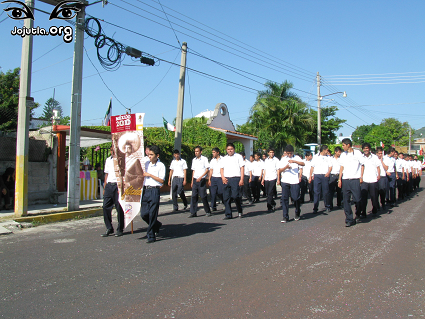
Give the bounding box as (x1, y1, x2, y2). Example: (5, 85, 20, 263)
(110, 113, 145, 228)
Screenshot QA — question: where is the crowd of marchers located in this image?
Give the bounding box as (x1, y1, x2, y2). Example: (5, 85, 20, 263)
(100, 139, 423, 243)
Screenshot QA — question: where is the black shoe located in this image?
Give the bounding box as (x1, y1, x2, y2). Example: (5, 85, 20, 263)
(101, 229, 114, 237)
(359, 214, 367, 219)
(206, 213, 212, 217)
(114, 231, 124, 237)
(183, 205, 188, 210)
(326, 208, 331, 213)
(147, 239, 156, 244)
(313, 210, 318, 214)
(212, 207, 217, 211)
(345, 220, 356, 227)
(223, 216, 232, 220)
(188, 214, 197, 218)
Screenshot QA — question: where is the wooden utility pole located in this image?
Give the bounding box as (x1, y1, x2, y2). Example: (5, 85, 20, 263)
(174, 42, 187, 152)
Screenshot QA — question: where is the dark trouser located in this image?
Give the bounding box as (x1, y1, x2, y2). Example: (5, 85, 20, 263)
(141, 187, 161, 241)
(241, 175, 252, 201)
(408, 173, 413, 194)
(328, 174, 342, 208)
(0, 187, 11, 207)
(190, 178, 211, 216)
(313, 174, 330, 212)
(414, 174, 420, 189)
(281, 182, 300, 219)
(377, 177, 387, 207)
(223, 177, 242, 218)
(386, 172, 396, 204)
(396, 173, 404, 200)
(360, 181, 379, 215)
(210, 176, 223, 209)
(300, 176, 314, 202)
(342, 179, 361, 223)
(103, 183, 125, 232)
(402, 175, 408, 197)
(264, 179, 277, 209)
(251, 175, 261, 201)
(171, 177, 187, 210)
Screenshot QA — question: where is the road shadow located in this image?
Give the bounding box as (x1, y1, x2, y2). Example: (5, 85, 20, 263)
(135, 222, 225, 241)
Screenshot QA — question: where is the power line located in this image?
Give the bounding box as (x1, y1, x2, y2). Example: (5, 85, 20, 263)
(156, 0, 181, 46)
(33, 42, 64, 63)
(323, 71, 425, 77)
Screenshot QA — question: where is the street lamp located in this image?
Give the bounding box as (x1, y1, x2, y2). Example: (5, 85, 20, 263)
(317, 72, 347, 146)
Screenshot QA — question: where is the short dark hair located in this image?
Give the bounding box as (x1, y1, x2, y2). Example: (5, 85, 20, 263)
(362, 142, 371, 150)
(255, 152, 261, 157)
(149, 145, 160, 155)
(334, 146, 342, 152)
(285, 145, 294, 153)
(341, 138, 352, 146)
(305, 151, 311, 157)
(376, 147, 383, 152)
(194, 146, 203, 151)
(212, 147, 220, 153)
(226, 143, 235, 149)
(320, 145, 328, 152)
(267, 147, 275, 153)
(173, 149, 180, 154)
(240, 151, 245, 156)
(387, 147, 395, 153)
(399, 152, 404, 156)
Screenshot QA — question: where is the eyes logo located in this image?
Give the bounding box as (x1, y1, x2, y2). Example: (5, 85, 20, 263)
(1, 0, 34, 20)
(2, 0, 83, 43)
(1, 0, 82, 20)
(49, 0, 81, 20)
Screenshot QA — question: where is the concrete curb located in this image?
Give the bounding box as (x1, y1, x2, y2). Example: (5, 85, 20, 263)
(13, 208, 104, 224)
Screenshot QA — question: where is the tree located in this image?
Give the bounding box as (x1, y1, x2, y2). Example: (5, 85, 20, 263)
(40, 97, 63, 120)
(0, 67, 39, 131)
(351, 124, 376, 145)
(306, 106, 346, 144)
(364, 125, 392, 148)
(238, 81, 314, 154)
(380, 118, 411, 146)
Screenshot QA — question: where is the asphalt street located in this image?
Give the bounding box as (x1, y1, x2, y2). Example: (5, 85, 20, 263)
(1, 184, 425, 318)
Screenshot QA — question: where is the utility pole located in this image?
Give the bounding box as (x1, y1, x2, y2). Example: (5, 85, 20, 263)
(174, 42, 187, 152)
(14, 0, 34, 217)
(67, 6, 86, 211)
(317, 71, 321, 147)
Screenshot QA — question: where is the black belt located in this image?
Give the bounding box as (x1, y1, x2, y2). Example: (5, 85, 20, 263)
(144, 186, 160, 189)
(107, 182, 117, 185)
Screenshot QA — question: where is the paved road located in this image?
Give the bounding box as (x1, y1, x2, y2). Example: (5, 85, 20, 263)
(1, 184, 425, 318)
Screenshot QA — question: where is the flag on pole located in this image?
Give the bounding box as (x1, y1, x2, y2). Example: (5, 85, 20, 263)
(103, 99, 112, 126)
(163, 117, 176, 131)
(380, 141, 384, 147)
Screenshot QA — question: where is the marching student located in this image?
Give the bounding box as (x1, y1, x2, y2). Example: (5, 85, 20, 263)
(261, 148, 280, 212)
(261, 153, 267, 197)
(140, 145, 165, 244)
(383, 147, 397, 207)
(168, 149, 188, 212)
(220, 143, 245, 219)
(413, 155, 421, 189)
(406, 155, 414, 195)
(338, 138, 364, 227)
(208, 147, 223, 211)
(359, 143, 381, 218)
(278, 144, 304, 222)
(300, 151, 314, 203)
(250, 152, 264, 203)
(395, 152, 406, 201)
(240, 152, 253, 204)
(189, 146, 212, 217)
(101, 146, 125, 237)
(328, 146, 343, 210)
(376, 147, 388, 209)
(310, 145, 332, 213)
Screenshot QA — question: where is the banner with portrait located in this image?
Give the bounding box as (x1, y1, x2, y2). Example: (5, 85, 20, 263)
(110, 113, 145, 229)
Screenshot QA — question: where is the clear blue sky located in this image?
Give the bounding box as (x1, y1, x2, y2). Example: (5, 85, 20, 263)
(1, 0, 424, 136)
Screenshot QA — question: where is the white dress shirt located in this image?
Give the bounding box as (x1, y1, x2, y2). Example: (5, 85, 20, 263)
(144, 160, 165, 187)
(383, 155, 396, 173)
(378, 158, 387, 177)
(263, 157, 280, 181)
(220, 153, 245, 177)
(302, 159, 312, 178)
(244, 159, 251, 176)
(310, 154, 332, 175)
(395, 158, 405, 173)
(362, 153, 380, 183)
(104, 156, 117, 183)
(209, 157, 222, 178)
(169, 158, 187, 178)
(330, 157, 341, 175)
(340, 150, 364, 179)
(280, 155, 302, 184)
(192, 155, 210, 179)
(251, 160, 264, 177)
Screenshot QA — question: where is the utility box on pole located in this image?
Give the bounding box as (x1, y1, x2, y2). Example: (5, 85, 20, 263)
(174, 42, 187, 152)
